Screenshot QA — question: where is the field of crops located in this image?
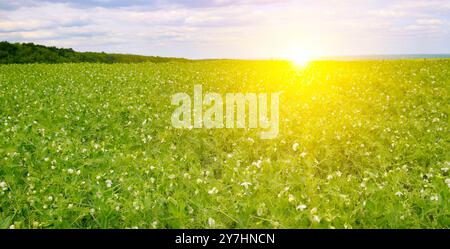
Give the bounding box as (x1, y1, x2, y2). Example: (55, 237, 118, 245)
(0, 60, 449, 228)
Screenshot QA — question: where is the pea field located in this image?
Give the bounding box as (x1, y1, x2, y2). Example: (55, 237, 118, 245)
(0, 59, 449, 228)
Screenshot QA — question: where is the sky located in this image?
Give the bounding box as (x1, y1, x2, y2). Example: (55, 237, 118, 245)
(1, 0, 449, 59)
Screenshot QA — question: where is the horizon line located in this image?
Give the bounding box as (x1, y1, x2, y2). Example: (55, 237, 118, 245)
(3, 41, 450, 61)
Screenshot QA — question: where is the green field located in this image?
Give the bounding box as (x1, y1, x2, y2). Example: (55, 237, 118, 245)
(0, 60, 449, 228)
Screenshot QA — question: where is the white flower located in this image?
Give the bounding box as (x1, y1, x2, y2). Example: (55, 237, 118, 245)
(9, 224, 15, 229)
(445, 179, 450, 188)
(441, 167, 449, 173)
(430, 194, 439, 201)
(48, 196, 53, 201)
(208, 187, 218, 195)
(0, 181, 7, 188)
(395, 191, 403, 197)
(300, 151, 307, 158)
(292, 143, 299, 151)
(288, 194, 295, 202)
(105, 180, 113, 188)
(296, 204, 307, 211)
(208, 217, 216, 227)
(240, 182, 252, 189)
(313, 215, 321, 223)
(68, 204, 73, 209)
(67, 168, 74, 174)
(252, 160, 262, 168)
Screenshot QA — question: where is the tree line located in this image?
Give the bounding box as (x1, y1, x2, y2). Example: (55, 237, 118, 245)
(0, 41, 188, 64)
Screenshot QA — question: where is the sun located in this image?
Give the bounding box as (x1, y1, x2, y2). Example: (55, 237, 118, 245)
(290, 55, 310, 67)
(281, 47, 315, 68)
(288, 50, 312, 68)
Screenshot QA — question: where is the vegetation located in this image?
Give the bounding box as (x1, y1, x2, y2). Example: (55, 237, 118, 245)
(0, 41, 187, 64)
(0, 60, 449, 228)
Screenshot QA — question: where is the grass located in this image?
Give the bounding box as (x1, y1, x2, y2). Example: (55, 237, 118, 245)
(0, 59, 449, 228)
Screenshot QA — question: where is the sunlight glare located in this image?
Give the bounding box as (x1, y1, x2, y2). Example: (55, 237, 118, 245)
(287, 49, 312, 68)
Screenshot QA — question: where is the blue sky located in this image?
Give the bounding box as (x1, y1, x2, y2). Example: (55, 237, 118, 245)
(1, 0, 449, 58)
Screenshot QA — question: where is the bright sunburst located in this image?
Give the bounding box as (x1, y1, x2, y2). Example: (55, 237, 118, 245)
(287, 49, 312, 68)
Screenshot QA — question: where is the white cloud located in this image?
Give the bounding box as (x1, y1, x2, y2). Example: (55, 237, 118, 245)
(416, 19, 444, 25)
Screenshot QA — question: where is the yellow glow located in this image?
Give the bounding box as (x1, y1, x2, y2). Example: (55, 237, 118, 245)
(287, 49, 312, 68)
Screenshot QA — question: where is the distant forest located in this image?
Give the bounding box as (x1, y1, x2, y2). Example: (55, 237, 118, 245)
(0, 41, 188, 64)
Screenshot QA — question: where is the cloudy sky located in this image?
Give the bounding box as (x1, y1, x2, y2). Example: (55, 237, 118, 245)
(1, 0, 449, 58)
